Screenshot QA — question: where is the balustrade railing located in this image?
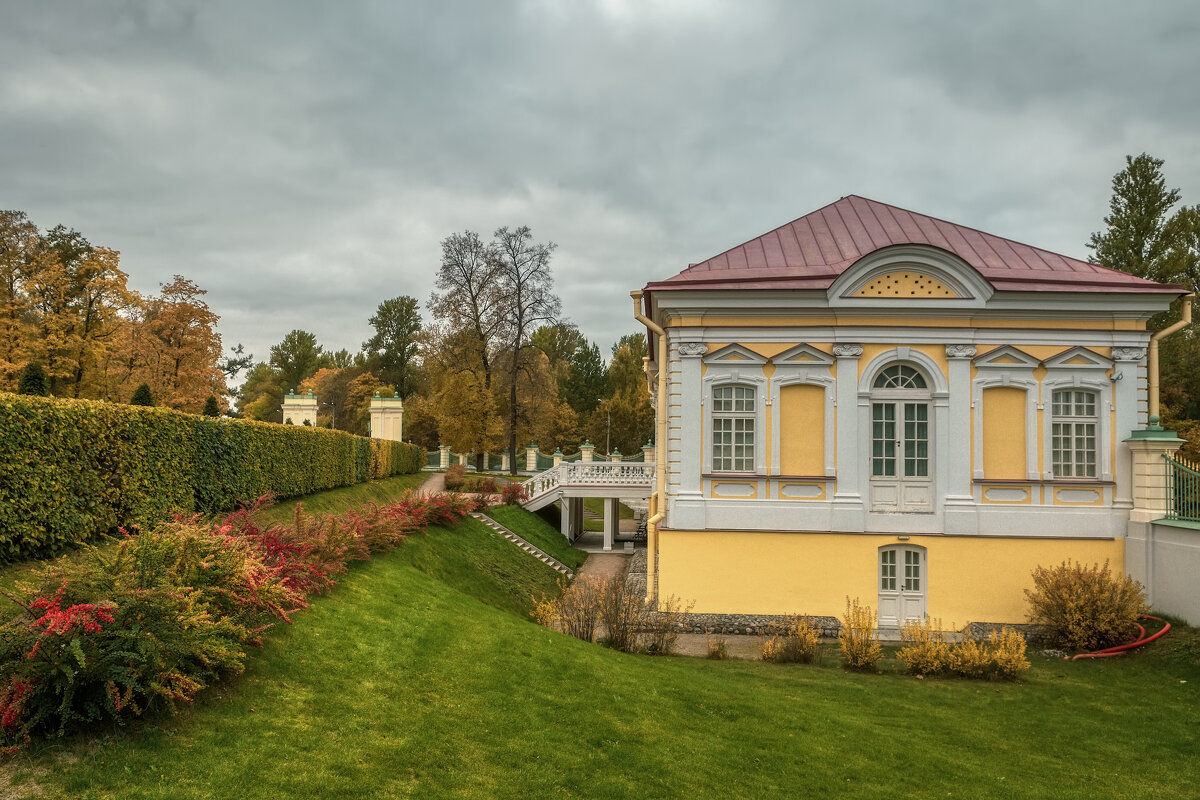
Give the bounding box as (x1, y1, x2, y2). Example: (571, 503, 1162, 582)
(521, 461, 655, 503)
(1165, 454, 1200, 522)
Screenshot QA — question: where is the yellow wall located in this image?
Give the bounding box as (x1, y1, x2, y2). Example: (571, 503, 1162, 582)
(982, 387, 1027, 479)
(779, 384, 824, 475)
(657, 530, 1122, 624)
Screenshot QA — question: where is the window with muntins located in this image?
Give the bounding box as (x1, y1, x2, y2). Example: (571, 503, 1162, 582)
(712, 385, 755, 472)
(873, 364, 927, 389)
(1051, 389, 1097, 478)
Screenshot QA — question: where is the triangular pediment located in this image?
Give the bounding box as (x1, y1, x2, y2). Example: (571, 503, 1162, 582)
(772, 344, 834, 366)
(974, 345, 1040, 370)
(1043, 346, 1112, 370)
(703, 343, 767, 365)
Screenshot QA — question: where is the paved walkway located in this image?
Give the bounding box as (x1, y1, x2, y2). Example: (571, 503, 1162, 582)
(417, 471, 445, 495)
(575, 551, 630, 580)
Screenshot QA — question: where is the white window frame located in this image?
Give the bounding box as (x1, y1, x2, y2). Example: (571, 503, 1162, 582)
(1051, 389, 1099, 479)
(1040, 348, 1113, 482)
(702, 368, 767, 476)
(711, 384, 757, 473)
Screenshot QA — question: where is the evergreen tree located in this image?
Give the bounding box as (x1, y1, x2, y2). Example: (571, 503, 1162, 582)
(202, 395, 221, 416)
(1088, 153, 1183, 286)
(17, 362, 48, 396)
(130, 382, 154, 406)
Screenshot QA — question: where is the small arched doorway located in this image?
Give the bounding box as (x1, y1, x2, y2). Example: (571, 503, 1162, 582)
(869, 363, 933, 513)
(878, 544, 927, 627)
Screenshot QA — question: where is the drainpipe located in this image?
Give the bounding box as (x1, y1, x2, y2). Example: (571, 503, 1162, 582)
(1147, 294, 1194, 422)
(631, 290, 667, 602)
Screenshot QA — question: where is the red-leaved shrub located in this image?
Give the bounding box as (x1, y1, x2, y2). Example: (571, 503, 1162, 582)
(0, 490, 473, 753)
(501, 482, 528, 505)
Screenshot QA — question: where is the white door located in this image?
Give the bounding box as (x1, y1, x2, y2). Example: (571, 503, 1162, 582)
(878, 546, 927, 628)
(870, 401, 932, 512)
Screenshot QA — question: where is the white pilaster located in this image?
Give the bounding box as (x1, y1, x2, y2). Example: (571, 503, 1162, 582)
(832, 343, 864, 529)
(674, 340, 707, 529)
(1113, 347, 1147, 508)
(945, 345, 975, 503)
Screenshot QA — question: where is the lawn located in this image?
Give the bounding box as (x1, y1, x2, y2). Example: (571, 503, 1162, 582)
(485, 504, 587, 570)
(4, 503, 1199, 799)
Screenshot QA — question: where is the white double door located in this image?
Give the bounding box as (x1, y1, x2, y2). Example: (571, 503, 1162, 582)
(869, 401, 932, 513)
(878, 546, 927, 627)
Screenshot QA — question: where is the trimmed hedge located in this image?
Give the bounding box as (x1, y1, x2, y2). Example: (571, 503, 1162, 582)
(0, 393, 422, 562)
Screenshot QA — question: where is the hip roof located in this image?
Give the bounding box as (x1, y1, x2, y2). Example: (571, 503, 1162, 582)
(646, 195, 1181, 294)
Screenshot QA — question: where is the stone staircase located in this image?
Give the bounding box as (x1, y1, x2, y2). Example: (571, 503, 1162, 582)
(470, 512, 575, 578)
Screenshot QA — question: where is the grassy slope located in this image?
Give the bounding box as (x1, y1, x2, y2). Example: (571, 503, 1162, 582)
(485, 505, 587, 570)
(252, 472, 430, 526)
(7, 506, 1198, 799)
(0, 473, 431, 608)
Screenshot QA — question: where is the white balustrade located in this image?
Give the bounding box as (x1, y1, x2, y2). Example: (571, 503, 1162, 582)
(521, 462, 654, 504)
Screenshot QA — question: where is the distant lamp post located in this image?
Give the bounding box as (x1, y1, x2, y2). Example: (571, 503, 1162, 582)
(323, 401, 336, 430)
(597, 398, 611, 457)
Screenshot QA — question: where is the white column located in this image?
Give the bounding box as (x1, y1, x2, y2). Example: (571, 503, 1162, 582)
(1113, 347, 1146, 508)
(580, 442, 595, 462)
(831, 344, 864, 530)
(525, 444, 538, 472)
(603, 497, 619, 552)
(560, 498, 573, 540)
(501, 451, 511, 472)
(553, 449, 563, 467)
(439, 445, 450, 469)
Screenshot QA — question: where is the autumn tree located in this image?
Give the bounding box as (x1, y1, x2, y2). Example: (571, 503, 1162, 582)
(493, 226, 561, 472)
(135, 276, 226, 411)
(401, 393, 440, 450)
(586, 333, 654, 455)
(238, 362, 286, 422)
(364, 295, 422, 398)
(429, 231, 504, 390)
(494, 347, 578, 453)
(22, 228, 135, 397)
(345, 372, 389, 436)
(0, 211, 39, 385)
(270, 329, 325, 393)
(421, 324, 503, 458)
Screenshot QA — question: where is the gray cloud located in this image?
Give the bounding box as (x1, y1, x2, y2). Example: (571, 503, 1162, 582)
(2, 0, 1198, 380)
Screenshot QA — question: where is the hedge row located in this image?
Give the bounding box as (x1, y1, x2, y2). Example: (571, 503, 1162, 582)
(0, 393, 423, 562)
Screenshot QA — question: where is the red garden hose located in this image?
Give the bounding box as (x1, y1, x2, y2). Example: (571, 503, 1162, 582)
(1069, 614, 1170, 660)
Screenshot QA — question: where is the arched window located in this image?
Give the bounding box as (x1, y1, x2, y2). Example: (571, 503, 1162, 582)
(712, 384, 755, 472)
(1051, 389, 1098, 478)
(873, 364, 927, 389)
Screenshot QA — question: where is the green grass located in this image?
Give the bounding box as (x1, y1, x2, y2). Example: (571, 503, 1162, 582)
(582, 497, 635, 519)
(485, 505, 587, 570)
(252, 472, 431, 526)
(6, 487, 1200, 798)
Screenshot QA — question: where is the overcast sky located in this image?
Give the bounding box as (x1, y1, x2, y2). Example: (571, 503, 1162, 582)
(3, 0, 1198, 381)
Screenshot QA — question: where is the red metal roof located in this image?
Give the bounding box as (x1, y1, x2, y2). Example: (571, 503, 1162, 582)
(647, 195, 1181, 294)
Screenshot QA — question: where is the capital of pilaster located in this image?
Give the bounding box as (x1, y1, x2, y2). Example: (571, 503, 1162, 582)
(677, 342, 707, 358)
(1113, 347, 1147, 362)
(832, 343, 863, 359)
(945, 344, 977, 359)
